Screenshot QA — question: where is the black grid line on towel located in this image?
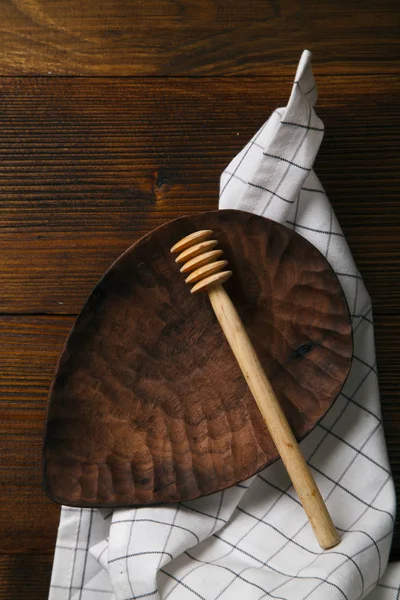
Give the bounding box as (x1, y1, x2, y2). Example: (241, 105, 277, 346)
(163, 487, 287, 599)
(224, 170, 295, 204)
(78, 508, 94, 600)
(69, 508, 83, 600)
(111, 518, 200, 544)
(219, 118, 270, 200)
(260, 99, 314, 216)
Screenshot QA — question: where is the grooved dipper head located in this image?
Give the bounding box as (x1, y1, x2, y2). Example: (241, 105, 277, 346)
(170, 230, 232, 293)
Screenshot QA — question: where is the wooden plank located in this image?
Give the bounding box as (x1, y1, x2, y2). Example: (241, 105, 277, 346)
(377, 318, 400, 560)
(0, 316, 66, 553)
(0, 0, 398, 76)
(0, 554, 53, 600)
(1, 229, 399, 316)
(0, 75, 398, 314)
(0, 315, 399, 558)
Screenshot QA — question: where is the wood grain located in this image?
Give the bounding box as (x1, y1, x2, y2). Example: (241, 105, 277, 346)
(0, 316, 66, 553)
(0, 555, 53, 600)
(0, 76, 398, 315)
(0, 314, 398, 555)
(0, 1, 397, 595)
(0, 0, 398, 76)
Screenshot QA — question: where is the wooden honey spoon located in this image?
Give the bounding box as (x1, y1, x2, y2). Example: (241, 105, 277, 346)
(171, 229, 340, 550)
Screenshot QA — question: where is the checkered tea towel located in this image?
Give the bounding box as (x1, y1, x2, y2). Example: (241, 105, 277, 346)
(48, 50, 398, 600)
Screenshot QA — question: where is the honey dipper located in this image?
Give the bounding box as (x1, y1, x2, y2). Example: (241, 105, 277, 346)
(171, 229, 340, 550)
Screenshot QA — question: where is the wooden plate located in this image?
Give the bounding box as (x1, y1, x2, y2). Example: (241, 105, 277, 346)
(43, 210, 353, 507)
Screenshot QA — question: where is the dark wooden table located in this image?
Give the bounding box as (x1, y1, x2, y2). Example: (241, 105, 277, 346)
(0, 1, 399, 598)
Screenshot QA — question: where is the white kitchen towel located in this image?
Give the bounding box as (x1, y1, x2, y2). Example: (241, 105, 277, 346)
(48, 50, 398, 600)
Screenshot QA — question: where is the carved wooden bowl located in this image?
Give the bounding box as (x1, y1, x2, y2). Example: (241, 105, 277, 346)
(43, 209, 353, 507)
